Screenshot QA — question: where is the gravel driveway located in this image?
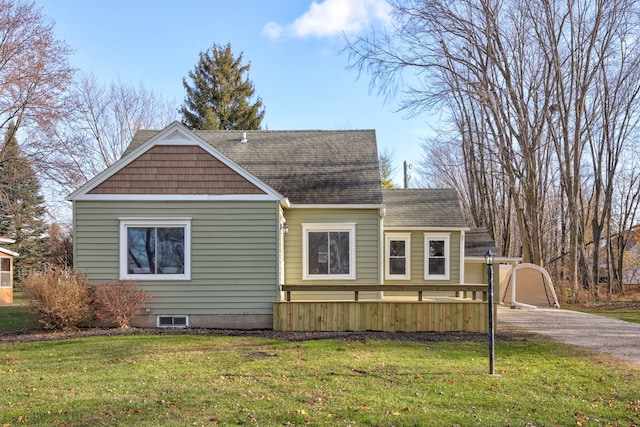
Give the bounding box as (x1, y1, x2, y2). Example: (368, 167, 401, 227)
(498, 306, 640, 366)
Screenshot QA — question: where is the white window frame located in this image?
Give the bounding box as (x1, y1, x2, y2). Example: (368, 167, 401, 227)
(302, 223, 356, 280)
(0, 257, 11, 288)
(424, 232, 450, 280)
(119, 218, 191, 281)
(385, 233, 411, 280)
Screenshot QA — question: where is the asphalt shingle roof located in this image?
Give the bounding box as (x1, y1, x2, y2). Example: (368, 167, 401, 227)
(128, 129, 382, 205)
(382, 188, 468, 228)
(465, 228, 501, 257)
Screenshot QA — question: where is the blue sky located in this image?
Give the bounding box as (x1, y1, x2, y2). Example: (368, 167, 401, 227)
(38, 0, 433, 186)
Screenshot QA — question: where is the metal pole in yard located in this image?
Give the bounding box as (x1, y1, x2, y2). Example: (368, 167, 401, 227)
(485, 250, 495, 375)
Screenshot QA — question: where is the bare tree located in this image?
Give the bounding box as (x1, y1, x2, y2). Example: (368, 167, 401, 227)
(609, 152, 640, 294)
(349, 0, 552, 264)
(348, 0, 640, 293)
(29, 74, 179, 195)
(0, 0, 74, 138)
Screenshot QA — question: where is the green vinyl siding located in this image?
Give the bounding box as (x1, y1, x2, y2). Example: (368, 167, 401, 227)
(384, 230, 462, 288)
(73, 200, 280, 315)
(283, 208, 381, 288)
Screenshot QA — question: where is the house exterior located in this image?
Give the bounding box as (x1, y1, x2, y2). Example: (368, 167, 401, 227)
(70, 121, 508, 331)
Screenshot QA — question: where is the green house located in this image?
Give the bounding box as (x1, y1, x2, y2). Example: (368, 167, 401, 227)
(70, 122, 511, 330)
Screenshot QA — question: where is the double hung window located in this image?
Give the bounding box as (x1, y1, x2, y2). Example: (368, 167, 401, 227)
(424, 233, 450, 280)
(385, 233, 411, 280)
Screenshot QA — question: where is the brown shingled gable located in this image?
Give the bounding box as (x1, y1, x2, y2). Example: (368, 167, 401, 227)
(88, 145, 265, 195)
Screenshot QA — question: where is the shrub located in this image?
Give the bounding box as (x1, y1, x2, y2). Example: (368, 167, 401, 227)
(93, 280, 151, 328)
(22, 266, 93, 331)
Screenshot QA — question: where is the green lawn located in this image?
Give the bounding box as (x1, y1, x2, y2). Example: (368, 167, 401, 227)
(1, 332, 639, 426)
(570, 305, 640, 323)
(0, 294, 35, 332)
(2, 299, 640, 425)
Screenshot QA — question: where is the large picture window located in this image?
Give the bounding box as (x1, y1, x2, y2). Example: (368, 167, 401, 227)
(424, 233, 450, 280)
(302, 223, 356, 280)
(385, 233, 411, 280)
(120, 219, 191, 280)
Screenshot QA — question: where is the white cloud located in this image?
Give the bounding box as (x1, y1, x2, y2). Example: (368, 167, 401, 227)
(261, 22, 284, 39)
(262, 0, 390, 40)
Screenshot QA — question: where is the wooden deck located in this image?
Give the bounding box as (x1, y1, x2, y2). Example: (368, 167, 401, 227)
(273, 284, 495, 333)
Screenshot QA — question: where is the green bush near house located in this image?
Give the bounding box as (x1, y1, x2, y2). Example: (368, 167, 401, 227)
(0, 332, 638, 426)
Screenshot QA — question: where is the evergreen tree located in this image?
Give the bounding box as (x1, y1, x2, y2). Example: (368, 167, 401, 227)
(0, 122, 48, 284)
(379, 148, 396, 189)
(181, 43, 265, 130)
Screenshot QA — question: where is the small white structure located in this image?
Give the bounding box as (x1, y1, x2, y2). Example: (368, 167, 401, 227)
(500, 263, 560, 309)
(0, 237, 17, 304)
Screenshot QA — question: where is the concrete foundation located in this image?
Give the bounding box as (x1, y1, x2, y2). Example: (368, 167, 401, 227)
(130, 314, 273, 330)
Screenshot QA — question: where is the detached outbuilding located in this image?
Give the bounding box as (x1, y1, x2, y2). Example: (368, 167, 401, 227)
(0, 238, 17, 304)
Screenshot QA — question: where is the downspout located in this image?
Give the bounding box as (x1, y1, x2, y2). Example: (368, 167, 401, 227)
(277, 198, 290, 302)
(459, 230, 466, 297)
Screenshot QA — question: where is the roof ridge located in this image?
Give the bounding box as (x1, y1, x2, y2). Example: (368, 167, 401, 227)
(193, 129, 375, 133)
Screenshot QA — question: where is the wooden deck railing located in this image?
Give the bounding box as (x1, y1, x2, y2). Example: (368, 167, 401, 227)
(280, 284, 488, 302)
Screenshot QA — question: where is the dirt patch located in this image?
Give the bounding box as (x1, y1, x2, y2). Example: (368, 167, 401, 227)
(0, 325, 524, 344)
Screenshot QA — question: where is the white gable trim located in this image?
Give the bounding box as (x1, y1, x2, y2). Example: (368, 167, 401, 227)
(68, 121, 283, 202)
(76, 194, 282, 202)
(0, 246, 18, 257)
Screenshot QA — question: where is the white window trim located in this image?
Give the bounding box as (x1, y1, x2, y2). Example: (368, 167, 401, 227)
(0, 256, 11, 288)
(385, 233, 411, 280)
(119, 218, 191, 281)
(302, 223, 356, 280)
(424, 232, 450, 280)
